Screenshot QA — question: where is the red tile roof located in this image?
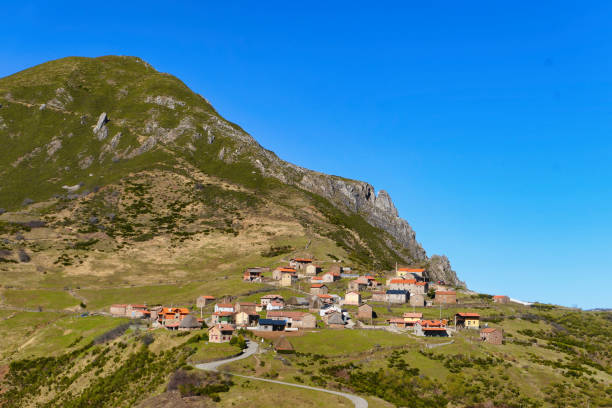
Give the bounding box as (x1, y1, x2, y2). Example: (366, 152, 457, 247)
(390, 279, 417, 284)
(217, 324, 235, 331)
(213, 311, 234, 316)
(423, 327, 447, 331)
(292, 258, 313, 262)
(414, 282, 427, 286)
(199, 295, 215, 299)
(493, 295, 507, 299)
(481, 328, 498, 333)
(318, 294, 332, 299)
(398, 268, 425, 272)
(403, 312, 423, 318)
(277, 267, 296, 272)
(216, 303, 234, 308)
(311, 284, 326, 288)
(456, 313, 480, 318)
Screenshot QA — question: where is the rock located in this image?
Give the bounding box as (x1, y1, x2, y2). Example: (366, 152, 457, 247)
(79, 155, 94, 169)
(106, 213, 116, 221)
(62, 184, 81, 192)
(46, 137, 62, 156)
(93, 112, 109, 140)
(22, 198, 34, 207)
(207, 134, 215, 144)
(428, 255, 464, 287)
(88, 216, 99, 225)
(218, 147, 225, 160)
(194, 183, 204, 190)
(39, 104, 46, 110)
(144, 95, 185, 110)
(18, 249, 30, 263)
(15, 233, 24, 241)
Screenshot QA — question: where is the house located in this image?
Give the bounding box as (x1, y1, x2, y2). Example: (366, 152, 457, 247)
(208, 324, 235, 343)
(388, 318, 410, 328)
(235, 302, 257, 314)
(321, 271, 341, 283)
(257, 318, 286, 331)
(243, 267, 264, 282)
(480, 327, 503, 344)
(344, 291, 361, 306)
(435, 290, 457, 305)
(110, 304, 127, 317)
(371, 291, 387, 302)
(348, 280, 367, 292)
(311, 276, 324, 284)
(397, 267, 426, 280)
(403, 312, 423, 326)
(409, 293, 425, 307)
(289, 258, 313, 270)
(281, 271, 297, 287)
(214, 303, 235, 313)
(414, 320, 449, 337)
(357, 304, 373, 321)
(286, 296, 309, 307)
(388, 278, 416, 291)
(235, 311, 259, 327)
(126, 304, 150, 319)
(260, 294, 284, 306)
(386, 289, 409, 304)
(407, 281, 428, 295)
(211, 311, 235, 325)
(323, 310, 345, 329)
(267, 311, 316, 329)
(363, 275, 380, 289)
(317, 294, 337, 305)
(272, 267, 296, 280)
(310, 284, 328, 295)
(196, 296, 215, 308)
(178, 315, 202, 331)
(273, 336, 294, 353)
(455, 313, 480, 329)
(305, 264, 322, 275)
(493, 295, 510, 304)
(266, 300, 285, 310)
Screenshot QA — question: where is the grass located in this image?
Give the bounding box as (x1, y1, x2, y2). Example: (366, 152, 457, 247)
(2, 288, 80, 310)
(189, 342, 241, 364)
(289, 329, 413, 355)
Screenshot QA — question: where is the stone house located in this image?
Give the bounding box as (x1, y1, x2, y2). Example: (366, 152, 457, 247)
(480, 327, 503, 344)
(388, 278, 416, 291)
(267, 311, 316, 329)
(235, 311, 259, 327)
(409, 293, 425, 307)
(126, 304, 150, 319)
(386, 290, 409, 304)
(324, 311, 345, 329)
(235, 302, 257, 314)
(289, 258, 313, 270)
(396, 268, 426, 280)
(371, 291, 386, 302)
(260, 294, 284, 306)
(321, 272, 341, 283)
(196, 296, 215, 308)
(272, 267, 296, 280)
(281, 272, 297, 287)
(434, 290, 457, 305)
(344, 291, 361, 306)
(243, 267, 264, 282)
(493, 295, 510, 304)
(348, 280, 367, 292)
(110, 304, 127, 317)
(208, 324, 235, 343)
(409, 281, 428, 295)
(305, 264, 322, 275)
(455, 312, 480, 329)
(310, 284, 328, 295)
(266, 300, 285, 310)
(388, 318, 410, 328)
(357, 304, 373, 321)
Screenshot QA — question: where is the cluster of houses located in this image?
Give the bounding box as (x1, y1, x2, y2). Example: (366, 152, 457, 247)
(109, 260, 506, 347)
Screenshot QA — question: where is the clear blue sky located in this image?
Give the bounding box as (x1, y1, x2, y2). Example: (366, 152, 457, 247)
(2, 2, 611, 309)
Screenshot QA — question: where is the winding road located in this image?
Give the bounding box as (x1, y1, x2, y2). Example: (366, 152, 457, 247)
(194, 340, 368, 408)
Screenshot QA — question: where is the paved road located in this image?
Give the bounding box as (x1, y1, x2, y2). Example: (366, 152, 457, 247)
(194, 340, 368, 408)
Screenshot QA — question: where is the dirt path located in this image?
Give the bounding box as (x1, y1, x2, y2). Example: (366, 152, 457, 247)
(194, 340, 368, 408)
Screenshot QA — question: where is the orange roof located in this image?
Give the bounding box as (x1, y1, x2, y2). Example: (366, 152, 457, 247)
(216, 303, 234, 308)
(390, 279, 417, 284)
(177, 308, 189, 314)
(398, 268, 425, 272)
(365, 275, 376, 280)
(423, 327, 447, 331)
(311, 284, 326, 288)
(456, 312, 480, 318)
(213, 311, 234, 316)
(481, 328, 498, 333)
(111, 304, 127, 308)
(277, 267, 296, 272)
(292, 258, 313, 262)
(200, 295, 215, 299)
(129, 304, 147, 309)
(436, 291, 456, 295)
(311, 276, 323, 280)
(318, 294, 332, 299)
(403, 312, 423, 318)
(493, 295, 507, 298)
(217, 324, 235, 331)
(418, 319, 447, 327)
(414, 282, 427, 286)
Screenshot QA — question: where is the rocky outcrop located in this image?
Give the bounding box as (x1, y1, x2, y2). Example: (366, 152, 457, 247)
(93, 112, 109, 140)
(427, 255, 464, 287)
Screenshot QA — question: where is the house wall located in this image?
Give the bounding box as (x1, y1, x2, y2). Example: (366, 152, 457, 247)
(344, 293, 361, 305)
(435, 293, 457, 304)
(481, 329, 503, 344)
(409, 294, 425, 307)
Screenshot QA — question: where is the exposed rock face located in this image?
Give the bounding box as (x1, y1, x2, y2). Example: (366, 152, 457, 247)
(427, 254, 464, 287)
(145, 95, 186, 110)
(93, 112, 109, 140)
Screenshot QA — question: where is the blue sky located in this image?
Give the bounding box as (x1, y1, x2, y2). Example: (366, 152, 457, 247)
(2, 2, 611, 308)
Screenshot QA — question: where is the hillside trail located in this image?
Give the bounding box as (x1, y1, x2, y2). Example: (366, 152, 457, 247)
(194, 340, 368, 408)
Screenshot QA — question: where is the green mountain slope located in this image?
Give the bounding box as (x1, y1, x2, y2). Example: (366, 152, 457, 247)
(0, 55, 460, 283)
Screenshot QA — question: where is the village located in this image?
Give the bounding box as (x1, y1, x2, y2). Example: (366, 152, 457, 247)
(109, 258, 507, 352)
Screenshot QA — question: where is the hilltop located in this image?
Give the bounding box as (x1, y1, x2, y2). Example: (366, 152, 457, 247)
(0, 55, 460, 282)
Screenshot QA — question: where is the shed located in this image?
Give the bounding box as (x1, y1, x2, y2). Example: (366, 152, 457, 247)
(178, 314, 201, 331)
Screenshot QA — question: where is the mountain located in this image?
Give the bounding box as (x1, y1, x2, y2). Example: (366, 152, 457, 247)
(0, 55, 462, 284)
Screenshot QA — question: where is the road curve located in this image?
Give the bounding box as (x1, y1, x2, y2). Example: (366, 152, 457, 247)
(194, 340, 368, 408)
